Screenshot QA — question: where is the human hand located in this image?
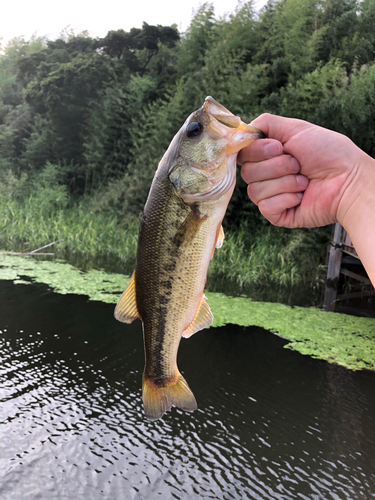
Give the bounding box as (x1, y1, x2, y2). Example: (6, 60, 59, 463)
(238, 114, 365, 229)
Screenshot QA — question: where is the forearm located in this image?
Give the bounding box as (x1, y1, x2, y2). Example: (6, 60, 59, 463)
(338, 152, 375, 287)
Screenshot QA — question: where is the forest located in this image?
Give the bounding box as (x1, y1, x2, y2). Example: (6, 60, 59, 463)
(1, 0, 375, 305)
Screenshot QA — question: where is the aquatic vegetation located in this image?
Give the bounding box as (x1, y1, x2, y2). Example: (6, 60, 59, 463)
(208, 293, 375, 371)
(1, 254, 374, 371)
(0, 254, 129, 302)
(0, 196, 327, 297)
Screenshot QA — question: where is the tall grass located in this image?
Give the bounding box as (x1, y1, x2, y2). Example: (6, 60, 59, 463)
(0, 196, 139, 273)
(0, 195, 329, 302)
(210, 225, 327, 288)
(206, 223, 329, 306)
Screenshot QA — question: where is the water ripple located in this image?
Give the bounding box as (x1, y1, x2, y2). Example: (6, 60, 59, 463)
(1, 281, 375, 499)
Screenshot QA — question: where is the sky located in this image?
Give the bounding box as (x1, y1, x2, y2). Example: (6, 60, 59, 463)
(0, 0, 268, 47)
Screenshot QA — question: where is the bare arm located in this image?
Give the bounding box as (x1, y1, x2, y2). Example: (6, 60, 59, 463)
(238, 114, 375, 286)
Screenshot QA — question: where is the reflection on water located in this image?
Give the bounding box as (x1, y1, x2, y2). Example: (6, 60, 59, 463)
(1, 279, 375, 499)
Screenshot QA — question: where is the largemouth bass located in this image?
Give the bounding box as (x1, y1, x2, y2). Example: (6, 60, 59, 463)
(115, 96, 264, 420)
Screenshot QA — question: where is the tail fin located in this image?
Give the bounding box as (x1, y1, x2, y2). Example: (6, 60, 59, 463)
(142, 372, 197, 420)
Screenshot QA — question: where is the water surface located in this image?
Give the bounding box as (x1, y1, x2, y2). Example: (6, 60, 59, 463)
(1, 280, 375, 499)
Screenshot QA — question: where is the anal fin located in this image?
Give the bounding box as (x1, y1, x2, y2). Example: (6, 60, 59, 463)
(183, 295, 213, 338)
(114, 271, 141, 323)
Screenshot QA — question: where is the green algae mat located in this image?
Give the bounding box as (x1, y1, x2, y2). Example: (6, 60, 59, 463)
(1, 254, 374, 371)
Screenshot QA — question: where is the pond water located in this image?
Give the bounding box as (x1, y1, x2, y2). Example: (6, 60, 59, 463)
(1, 279, 375, 499)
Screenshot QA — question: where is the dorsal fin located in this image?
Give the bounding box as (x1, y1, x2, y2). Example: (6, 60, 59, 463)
(183, 295, 213, 338)
(215, 224, 225, 248)
(114, 272, 141, 323)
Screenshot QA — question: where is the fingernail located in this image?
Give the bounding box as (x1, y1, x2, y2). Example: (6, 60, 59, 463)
(291, 157, 300, 173)
(264, 142, 281, 157)
(297, 175, 308, 188)
(296, 192, 303, 200)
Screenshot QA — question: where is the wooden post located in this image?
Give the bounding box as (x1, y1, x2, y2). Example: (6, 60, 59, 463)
(323, 223, 343, 312)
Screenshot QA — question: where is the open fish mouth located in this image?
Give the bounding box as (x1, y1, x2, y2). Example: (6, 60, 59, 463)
(204, 96, 266, 139)
(204, 96, 242, 128)
(203, 96, 266, 151)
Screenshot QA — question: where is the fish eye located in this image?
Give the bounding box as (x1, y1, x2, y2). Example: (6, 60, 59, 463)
(186, 121, 203, 138)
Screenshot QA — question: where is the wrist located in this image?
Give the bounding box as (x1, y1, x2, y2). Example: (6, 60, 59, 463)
(338, 150, 375, 285)
(337, 147, 375, 227)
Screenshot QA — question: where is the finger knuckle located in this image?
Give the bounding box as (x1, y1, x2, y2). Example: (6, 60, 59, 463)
(240, 164, 253, 183)
(247, 184, 259, 204)
(258, 199, 270, 215)
(258, 112, 272, 121)
(277, 155, 294, 176)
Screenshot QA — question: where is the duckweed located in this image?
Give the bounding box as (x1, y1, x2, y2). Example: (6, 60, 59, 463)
(1, 254, 374, 371)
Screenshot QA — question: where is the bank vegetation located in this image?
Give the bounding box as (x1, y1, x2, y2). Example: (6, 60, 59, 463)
(1, 0, 375, 303)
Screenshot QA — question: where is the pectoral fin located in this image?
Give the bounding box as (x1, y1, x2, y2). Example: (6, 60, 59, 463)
(215, 224, 225, 248)
(114, 272, 141, 323)
(211, 223, 225, 259)
(183, 295, 213, 338)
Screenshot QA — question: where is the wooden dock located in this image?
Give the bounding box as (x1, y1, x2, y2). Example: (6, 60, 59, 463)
(323, 223, 375, 312)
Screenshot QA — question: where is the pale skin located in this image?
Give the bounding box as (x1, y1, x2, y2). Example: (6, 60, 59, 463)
(237, 114, 375, 287)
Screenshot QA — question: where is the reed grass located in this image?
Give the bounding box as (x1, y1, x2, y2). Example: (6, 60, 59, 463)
(210, 225, 327, 288)
(0, 195, 328, 298)
(0, 196, 139, 272)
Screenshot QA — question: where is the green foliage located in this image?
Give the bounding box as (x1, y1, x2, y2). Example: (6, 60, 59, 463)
(279, 59, 348, 118)
(274, 0, 317, 78)
(99, 23, 179, 73)
(208, 223, 328, 295)
(314, 63, 375, 154)
(0, 196, 139, 273)
(1, 0, 375, 293)
(278, 60, 375, 155)
(93, 80, 189, 216)
(2, 0, 375, 197)
(0, 191, 328, 301)
(177, 3, 217, 79)
(20, 114, 57, 170)
(0, 169, 27, 201)
(312, 0, 359, 65)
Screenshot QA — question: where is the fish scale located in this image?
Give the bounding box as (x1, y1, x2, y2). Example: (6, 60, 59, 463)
(114, 96, 265, 420)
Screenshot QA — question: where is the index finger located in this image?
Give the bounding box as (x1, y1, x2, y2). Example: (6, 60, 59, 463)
(238, 139, 283, 165)
(250, 113, 313, 145)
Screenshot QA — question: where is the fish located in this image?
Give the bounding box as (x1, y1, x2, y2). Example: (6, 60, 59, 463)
(114, 96, 265, 420)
